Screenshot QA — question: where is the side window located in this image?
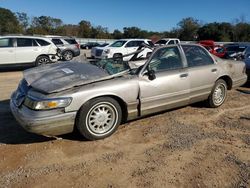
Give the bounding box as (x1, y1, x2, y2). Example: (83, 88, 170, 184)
(149, 47, 183, 72)
(168, 40, 175, 45)
(147, 40, 154, 47)
(0, 38, 13, 48)
(17, 38, 33, 47)
(51, 39, 63, 45)
(182, 45, 214, 67)
(175, 40, 180, 44)
(36, 39, 51, 46)
(125, 41, 135, 47)
(32, 39, 39, 46)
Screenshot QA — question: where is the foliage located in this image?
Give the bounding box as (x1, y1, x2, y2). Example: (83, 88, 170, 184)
(0, 7, 21, 34)
(0, 7, 250, 42)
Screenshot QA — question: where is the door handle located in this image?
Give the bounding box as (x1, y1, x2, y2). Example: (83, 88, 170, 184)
(211, 68, 217, 72)
(180, 73, 188, 78)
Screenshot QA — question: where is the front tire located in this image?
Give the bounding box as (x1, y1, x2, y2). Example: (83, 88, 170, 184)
(76, 97, 122, 140)
(207, 79, 227, 108)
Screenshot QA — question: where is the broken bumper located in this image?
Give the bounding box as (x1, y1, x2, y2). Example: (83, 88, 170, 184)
(10, 99, 77, 136)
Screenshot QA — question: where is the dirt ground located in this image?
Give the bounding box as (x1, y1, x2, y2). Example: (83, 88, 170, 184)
(0, 67, 250, 188)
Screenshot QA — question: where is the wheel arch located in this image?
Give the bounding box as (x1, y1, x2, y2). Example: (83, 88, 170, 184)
(217, 75, 233, 90)
(76, 94, 128, 125)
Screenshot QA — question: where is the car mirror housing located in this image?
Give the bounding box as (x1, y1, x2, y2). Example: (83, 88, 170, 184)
(144, 69, 156, 80)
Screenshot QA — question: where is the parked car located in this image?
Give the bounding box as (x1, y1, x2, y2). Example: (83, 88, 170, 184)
(243, 46, 250, 81)
(91, 43, 110, 58)
(223, 43, 247, 60)
(80, 42, 100, 49)
(46, 36, 80, 61)
(93, 39, 153, 61)
(154, 38, 180, 46)
(10, 44, 247, 140)
(0, 35, 59, 67)
(198, 40, 227, 58)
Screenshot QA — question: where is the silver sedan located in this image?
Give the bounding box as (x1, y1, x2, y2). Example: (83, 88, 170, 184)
(10, 44, 247, 140)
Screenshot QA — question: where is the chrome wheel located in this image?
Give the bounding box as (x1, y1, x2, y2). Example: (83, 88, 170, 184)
(63, 51, 73, 61)
(86, 102, 118, 136)
(213, 82, 226, 106)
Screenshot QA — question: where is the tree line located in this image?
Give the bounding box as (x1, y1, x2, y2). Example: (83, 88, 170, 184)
(0, 7, 250, 42)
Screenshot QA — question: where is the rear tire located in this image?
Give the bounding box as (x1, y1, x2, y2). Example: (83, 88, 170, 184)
(207, 79, 227, 108)
(62, 50, 73, 61)
(76, 97, 122, 140)
(35, 55, 51, 66)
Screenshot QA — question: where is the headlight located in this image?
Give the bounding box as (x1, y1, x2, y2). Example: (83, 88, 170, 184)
(104, 49, 110, 54)
(24, 97, 72, 110)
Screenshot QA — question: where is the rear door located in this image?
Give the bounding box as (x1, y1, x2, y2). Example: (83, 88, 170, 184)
(15, 38, 40, 64)
(0, 38, 15, 65)
(182, 45, 219, 103)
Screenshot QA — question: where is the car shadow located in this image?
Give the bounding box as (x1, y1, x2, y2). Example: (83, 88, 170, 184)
(0, 99, 88, 145)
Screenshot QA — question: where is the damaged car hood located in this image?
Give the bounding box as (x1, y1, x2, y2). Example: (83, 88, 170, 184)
(24, 62, 114, 94)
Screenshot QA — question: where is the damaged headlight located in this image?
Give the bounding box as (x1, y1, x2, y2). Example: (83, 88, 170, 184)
(24, 97, 72, 110)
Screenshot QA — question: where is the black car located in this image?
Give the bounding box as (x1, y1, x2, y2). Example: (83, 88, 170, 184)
(80, 42, 100, 49)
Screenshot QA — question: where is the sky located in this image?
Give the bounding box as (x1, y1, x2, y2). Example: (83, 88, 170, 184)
(0, 0, 250, 32)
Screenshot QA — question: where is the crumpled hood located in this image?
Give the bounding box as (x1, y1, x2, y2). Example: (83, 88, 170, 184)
(24, 62, 111, 94)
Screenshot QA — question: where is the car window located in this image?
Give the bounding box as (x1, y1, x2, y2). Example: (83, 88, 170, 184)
(175, 40, 180, 44)
(0, 38, 13, 48)
(17, 38, 33, 47)
(168, 40, 175, 45)
(126, 41, 143, 47)
(182, 45, 214, 67)
(51, 39, 63, 45)
(147, 40, 154, 47)
(36, 39, 51, 46)
(32, 39, 39, 46)
(155, 40, 167, 45)
(110, 40, 126, 47)
(149, 46, 183, 72)
(64, 39, 77, 44)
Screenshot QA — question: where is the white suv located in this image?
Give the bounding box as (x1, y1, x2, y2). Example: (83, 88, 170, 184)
(155, 38, 180, 46)
(93, 39, 153, 61)
(0, 36, 59, 67)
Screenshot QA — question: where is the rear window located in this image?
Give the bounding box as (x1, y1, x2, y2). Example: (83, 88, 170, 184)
(36, 39, 51, 46)
(0, 38, 13, 47)
(64, 39, 77, 44)
(155, 40, 167, 45)
(52, 39, 63, 45)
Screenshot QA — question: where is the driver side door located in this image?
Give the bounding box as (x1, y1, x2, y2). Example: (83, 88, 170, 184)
(139, 46, 190, 116)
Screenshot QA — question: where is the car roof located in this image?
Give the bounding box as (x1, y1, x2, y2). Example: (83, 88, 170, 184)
(0, 35, 52, 40)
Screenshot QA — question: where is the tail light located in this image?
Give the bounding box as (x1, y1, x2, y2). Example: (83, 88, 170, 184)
(76, 43, 80, 49)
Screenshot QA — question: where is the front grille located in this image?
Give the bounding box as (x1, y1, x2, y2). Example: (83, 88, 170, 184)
(95, 49, 103, 57)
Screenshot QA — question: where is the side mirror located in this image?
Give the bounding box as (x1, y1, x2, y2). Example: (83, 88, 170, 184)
(146, 69, 156, 80)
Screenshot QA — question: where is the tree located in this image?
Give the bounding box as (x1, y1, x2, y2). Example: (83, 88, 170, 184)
(177, 17, 201, 40)
(16, 12, 29, 33)
(197, 22, 233, 41)
(112, 29, 123, 39)
(91, 26, 111, 38)
(78, 20, 92, 38)
(0, 7, 21, 34)
(123, 27, 144, 38)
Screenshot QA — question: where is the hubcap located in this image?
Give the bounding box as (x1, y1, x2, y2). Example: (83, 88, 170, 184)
(64, 52, 73, 61)
(213, 83, 226, 105)
(38, 57, 49, 65)
(86, 102, 118, 135)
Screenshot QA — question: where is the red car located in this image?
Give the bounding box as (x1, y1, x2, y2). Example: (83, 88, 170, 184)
(198, 40, 226, 58)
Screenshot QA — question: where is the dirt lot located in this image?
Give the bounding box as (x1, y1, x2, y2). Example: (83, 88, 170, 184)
(0, 67, 250, 187)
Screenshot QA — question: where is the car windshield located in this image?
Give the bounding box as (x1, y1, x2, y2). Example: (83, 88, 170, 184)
(110, 40, 127, 47)
(91, 59, 130, 75)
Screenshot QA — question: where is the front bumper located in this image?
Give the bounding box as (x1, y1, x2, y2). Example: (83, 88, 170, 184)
(10, 99, 77, 136)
